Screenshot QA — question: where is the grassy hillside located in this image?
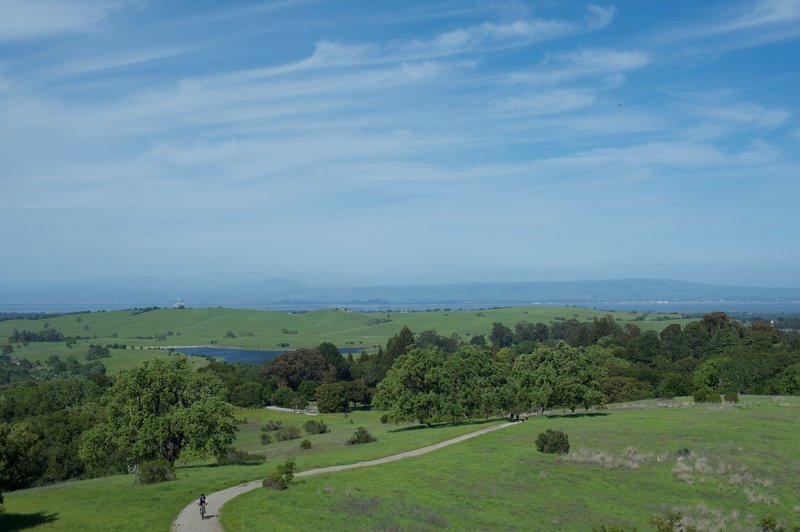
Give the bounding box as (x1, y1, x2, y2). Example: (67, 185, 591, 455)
(223, 397, 800, 531)
(1, 409, 499, 532)
(4, 397, 798, 531)
(0, 306, 692, 371)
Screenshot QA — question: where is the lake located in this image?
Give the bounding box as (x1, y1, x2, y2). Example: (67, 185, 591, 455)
(170, 346, 366, 365)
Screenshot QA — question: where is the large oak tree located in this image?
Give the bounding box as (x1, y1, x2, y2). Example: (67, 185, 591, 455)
(80, 357, 236, 469)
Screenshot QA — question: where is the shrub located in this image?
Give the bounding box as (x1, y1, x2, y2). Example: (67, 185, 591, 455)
(724, 391, 739, 404)
(692, 386, 721, 403)
(137, 460, 176, 484)
(275, 426, 302, 441)
(758, 516, 779, 531)
(300, 439, 312, 449)
(347, 427, 377, 445)
(650, 511, 692, 532)
(263, 458, 296, 490)
(261, 433, 272, 445)
(261, 420, 284, 431)
(380, 414, 389, 424)
(676, 447, 691, 458)
(303, 420, 329, 435)
(263, 471, 288, 490)
(216, 449, 265, 465)
(535, 430, 570, 455)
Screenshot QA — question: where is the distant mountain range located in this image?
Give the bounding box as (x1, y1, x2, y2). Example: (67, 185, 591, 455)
(1, 278, 800, 313)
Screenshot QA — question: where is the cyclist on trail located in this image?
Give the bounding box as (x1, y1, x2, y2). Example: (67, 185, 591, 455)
(198, 494, 208, 518)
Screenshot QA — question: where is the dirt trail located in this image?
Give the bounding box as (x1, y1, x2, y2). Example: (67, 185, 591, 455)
(171, 421, 516, 531)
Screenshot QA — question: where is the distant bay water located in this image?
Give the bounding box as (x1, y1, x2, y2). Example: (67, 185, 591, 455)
(2, 300, 800, 314)
(170, 346, 366, 365)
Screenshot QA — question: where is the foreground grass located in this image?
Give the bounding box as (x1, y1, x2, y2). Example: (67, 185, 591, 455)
(1, 306, 691, 370)
(1, 409, 501, 531)
(222, 397, 800, 531)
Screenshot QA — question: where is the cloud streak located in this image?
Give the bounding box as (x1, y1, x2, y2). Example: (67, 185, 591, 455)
(0, 0, 134, 40)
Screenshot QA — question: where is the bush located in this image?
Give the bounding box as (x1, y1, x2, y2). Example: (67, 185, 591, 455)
(380, 414, 389, 424)
(275, 426, 302, 441)
(347, 427, 377, 445)
(692, 386, 721, 403)
(300, 439, 311, 449)
(261, 433, 272, 445)
(676, 447, 691, 458)
(758, 516, 780, 531)
(263, 458, 296, 490)
(303, 420, 329, 435)
(535, 430, 570, 455)
(261, 420, 284, 431)
(137, 460, 176, 484)
(724, 391, 739, 404)
(650, 511, 691, 532)
(216, 449, 265, 465)
(263, 471, 288, 490)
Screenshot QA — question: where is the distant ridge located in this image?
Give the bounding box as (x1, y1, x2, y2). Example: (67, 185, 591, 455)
(1, 278, 799, 312)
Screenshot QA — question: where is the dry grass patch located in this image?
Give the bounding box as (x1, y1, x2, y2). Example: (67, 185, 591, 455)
(665, 504, 744, 532)
(563, 446, 653, 469)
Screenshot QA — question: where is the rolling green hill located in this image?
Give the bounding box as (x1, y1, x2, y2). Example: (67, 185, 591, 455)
(0, 306, 692, 370)
(224, 397, 800, 531)
(3, 397, 798, 531)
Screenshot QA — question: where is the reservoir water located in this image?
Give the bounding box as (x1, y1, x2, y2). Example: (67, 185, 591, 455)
(170, 346, 366, 365)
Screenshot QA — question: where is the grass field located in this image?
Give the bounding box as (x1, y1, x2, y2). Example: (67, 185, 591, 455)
(4, 398, 799, 531)
(0, 306, 693, 371)
(1, 409, 502, 532)
(221, 397, 800, 531)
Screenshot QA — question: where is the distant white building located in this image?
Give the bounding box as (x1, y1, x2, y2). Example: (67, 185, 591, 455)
(173, 297, 186, 309)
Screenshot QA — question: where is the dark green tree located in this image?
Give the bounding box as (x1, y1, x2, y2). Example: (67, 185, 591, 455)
(375, 347, 445, 425)
(490, 322, 513, 348)
(315, 382, 350, 413)
(512, 342, 606, 413)
(79, 357, 236, 468)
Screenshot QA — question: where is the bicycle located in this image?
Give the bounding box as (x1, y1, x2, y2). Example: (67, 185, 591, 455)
(199, 501, 207, 520)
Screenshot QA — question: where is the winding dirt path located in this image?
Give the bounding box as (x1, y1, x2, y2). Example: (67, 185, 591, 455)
(172, 421, 516, 531)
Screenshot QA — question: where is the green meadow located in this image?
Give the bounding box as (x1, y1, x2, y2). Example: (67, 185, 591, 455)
(5, 397, 799, 531)
(223, 397, 800, 531)
(1, 409, 501, 531)
(1, 306, 692, 371)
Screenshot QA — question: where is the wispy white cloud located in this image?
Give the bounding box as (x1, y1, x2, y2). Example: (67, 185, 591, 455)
(0, 0, 134, 41)
(682, 102, 791, 127)
(49, 45, 202, 77)
(699, 0, 800, 35)
(584, 4, 617, 30)
(216, 5, 610, 82)
(657, 0, 800, 50)
(506, 48, 650, 85)
(493, 89, 596, 114)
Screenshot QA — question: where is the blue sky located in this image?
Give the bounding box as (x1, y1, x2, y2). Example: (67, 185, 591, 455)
(1, 0, 799, 289)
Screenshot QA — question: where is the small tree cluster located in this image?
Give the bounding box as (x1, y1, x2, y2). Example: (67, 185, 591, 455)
(346, 427, 376, 445)
(303, 420, 329, 435)
(136, 460, 176, 484)
(535, 430, 569, 455)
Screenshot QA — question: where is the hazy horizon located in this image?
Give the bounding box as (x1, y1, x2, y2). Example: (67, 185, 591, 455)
(2, 1, 799, 288)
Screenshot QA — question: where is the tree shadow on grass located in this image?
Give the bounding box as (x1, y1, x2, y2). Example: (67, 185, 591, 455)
(388, 418, 503, 433)
(545, 412, 609, 419)
(0, 511, 58, 530)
